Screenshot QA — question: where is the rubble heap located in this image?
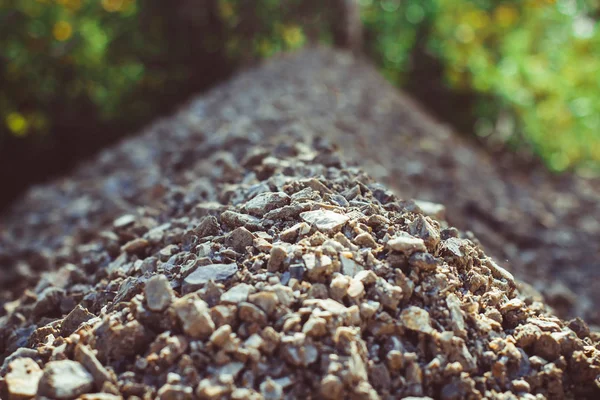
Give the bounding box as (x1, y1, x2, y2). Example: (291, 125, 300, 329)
(0, 49, 599, 399)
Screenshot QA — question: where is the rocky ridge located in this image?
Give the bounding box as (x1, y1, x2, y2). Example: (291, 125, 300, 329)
(0, 48, 599, 399)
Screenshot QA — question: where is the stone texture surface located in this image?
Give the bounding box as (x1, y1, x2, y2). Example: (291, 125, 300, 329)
(37, 360, 94, 399)
(0, 49, 599, 399)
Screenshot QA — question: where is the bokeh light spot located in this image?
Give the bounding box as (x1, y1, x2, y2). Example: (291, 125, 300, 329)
(53, 20, 73, 41)
(455, 24, 474, 43)
(6, 113, 29, 137)
(101, 0, 124, 12)
(282, 25, 305, 48)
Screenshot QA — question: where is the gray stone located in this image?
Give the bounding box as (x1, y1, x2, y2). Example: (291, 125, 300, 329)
(145, 274, 173, 312)
(245, 192, 290, 217)
(267, 246, 287, 272)
(221, 283, 253, 304)
(260, 377, 284, 400)
(38, 360, 94, 399)
(400, 306, 433, 334)
(217, 361, 245, 379)
(340, 254, 363, 277)
(387, 232, 426, 255)
(226, 226, 254, 253)
(0, 348, 39, 376)
(173, 297, 215, 339)
(414, 200, 446, 220)
(289, 264, 305, 281)
(113, 214, 136, 229)
(409, 252, 438, 272)
(5, 357, 43, 399)
(33, 287, 64, 318)
(121, 238, 150, 254)
(74, 344, 114, 388)
(300, 210, 349, 233)
(183, 263, 238, 292)
(220, 210, 262, 231)
(195, 215, 221, 238)
(61, 305, 95, 336)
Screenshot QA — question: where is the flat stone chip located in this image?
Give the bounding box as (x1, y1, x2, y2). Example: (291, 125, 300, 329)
(300, 210, 349, 233)
(245, 191, 290, 217)
(387, 232, 427, 255)
(183, 263, 238, 292)
(5, 357, 43, 399)
(400, 306, 433, 334)
(38, 360, 94, 400)
(144, 274, 173, 312)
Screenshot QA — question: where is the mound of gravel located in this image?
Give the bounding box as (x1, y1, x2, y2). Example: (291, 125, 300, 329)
(1, 49, 599, 399)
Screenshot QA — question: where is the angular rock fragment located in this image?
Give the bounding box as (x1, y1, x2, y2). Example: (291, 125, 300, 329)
(485, 258, 516, 288)
(340, 253, 363, 277)
(5, 357, 43, 400)
(144, 274, 173, 312)
(195, 215, 221, 238)
(113, 214, 136, 229)
(300, 210, 349, 233)
(245, 192, 290, 217)
(408, 215, 440, 251)
(79, 394, 122, 400)
(248, 291, 279, 315)
(279, 222, 310, 242)
(173, 296, 215, 339)
(38, 360, 94, 400)
(157, 384, 193, 400)
(401, 306, 433, 334)
(32, 287, 64, 318)
(93, 319, 150, 361)
(445, 293, 466, 336)
(220, 210, 262, 230)
(354, 232, 379, 248)
(414, 200, 446, 220)
(221, 283, 253, 304)
(61, 305, 95, 336)
(183, 263, 237, 292)
(387, 232, 427, 255)
(408, 252, 437, 272)
(225, 227, 254, 253)
(74, 344, 114, 388)
(238, 302, 267, 325)
(121, 238, 149, 254)
(260, 377, 283, 400)
(267, 246, 287, 272)
(302, 252, 335, 280)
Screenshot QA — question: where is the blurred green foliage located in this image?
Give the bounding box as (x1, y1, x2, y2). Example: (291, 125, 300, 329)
(216, 0, 330, 60)
(1, 0, 599, 174)
(0, 0, 331, 139)
(361, 0, 600, 172)
(0, 0, 225, 140)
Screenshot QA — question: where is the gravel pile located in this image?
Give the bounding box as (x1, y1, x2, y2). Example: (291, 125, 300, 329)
(1, 48, 599, 399)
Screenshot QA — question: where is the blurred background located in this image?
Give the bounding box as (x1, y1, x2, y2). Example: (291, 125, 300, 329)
(1, 0, 599, 211)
